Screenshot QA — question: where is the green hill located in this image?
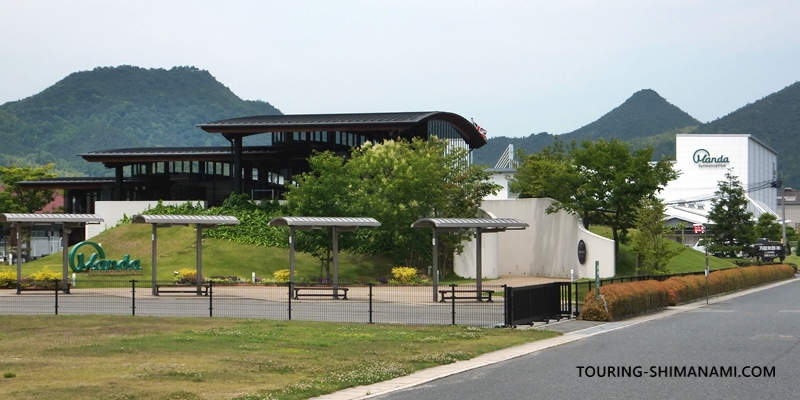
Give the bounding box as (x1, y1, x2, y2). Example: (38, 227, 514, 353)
(473, 89, 699, 165)
(0, 65, 281, 176)
(564, 89, 700, 142)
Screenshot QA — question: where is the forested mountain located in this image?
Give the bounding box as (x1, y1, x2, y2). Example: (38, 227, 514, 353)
(0, 66, 281, 176)
(473, 89, 699, 166)
(693, 82, 800, 187)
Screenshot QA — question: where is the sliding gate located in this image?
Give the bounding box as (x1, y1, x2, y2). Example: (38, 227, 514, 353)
(504, 282, 571, 326)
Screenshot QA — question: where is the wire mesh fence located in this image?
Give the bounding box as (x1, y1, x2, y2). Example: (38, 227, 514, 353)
(0, 280, 506, 326)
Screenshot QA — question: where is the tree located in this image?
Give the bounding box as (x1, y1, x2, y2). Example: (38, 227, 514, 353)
(508, 139, 595, 227)
(754, 213, 782, 241)
(706, 170, 756, 257)
(630, 198, 683, 275)
(509, 138, 679, 265)
(285, 152, 357, 280)
(0, 164, 58, 213)
(285, 138, 501, 273)
(348, 138, 500, 270)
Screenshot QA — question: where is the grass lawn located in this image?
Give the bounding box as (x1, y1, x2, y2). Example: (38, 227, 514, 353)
(0, 315, 558, 400)
(587, 226, 740, 276)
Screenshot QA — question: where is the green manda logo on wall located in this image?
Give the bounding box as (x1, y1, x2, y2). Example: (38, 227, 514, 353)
(68, 241, 142, 273)
(693, 149, 729, 165)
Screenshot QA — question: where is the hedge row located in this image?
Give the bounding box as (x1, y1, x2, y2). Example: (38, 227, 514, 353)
(580, 264, 797, 321)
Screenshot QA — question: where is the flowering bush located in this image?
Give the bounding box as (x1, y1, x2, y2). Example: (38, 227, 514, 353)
(0, 268, 15, 289)
(30, 267, 61, 282)
(390, 267, 418, 284)
(174, 268, 197, 284)
(273, 269, 290, 282)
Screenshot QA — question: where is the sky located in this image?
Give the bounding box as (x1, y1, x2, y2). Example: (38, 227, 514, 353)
(1, 0, 799, 138)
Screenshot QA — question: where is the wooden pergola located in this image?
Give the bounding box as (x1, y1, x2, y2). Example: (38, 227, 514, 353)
(0, 213, 104, 293)
(131, 214, 240, 295)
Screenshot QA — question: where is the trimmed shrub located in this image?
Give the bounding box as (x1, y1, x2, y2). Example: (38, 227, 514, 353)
(578, 295, 612, 322)
(581, 264, 795, 321)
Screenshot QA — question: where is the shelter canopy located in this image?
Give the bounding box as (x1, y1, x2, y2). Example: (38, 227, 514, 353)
(0, 213, 104, 224)
(131, 214, 240, 296)
(1, 213, 104, 292)
(268, 216, 380, 230)
(411, 217, 529, 301)
(131, 214, 240, 227)
(268, 216, 381, 290)
(411, 218, 528, 230)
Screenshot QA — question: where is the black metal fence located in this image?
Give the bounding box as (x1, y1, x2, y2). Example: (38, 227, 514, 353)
(505, 282, 572, 326)
(1, 280, 507, 327)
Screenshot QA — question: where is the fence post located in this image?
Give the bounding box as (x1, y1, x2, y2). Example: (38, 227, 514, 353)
(208, 281, 213, 317)
(53, 279, 59, 315)
(504, 285, 513, 326)
(576, 281, 582, 318)
(594, 261, 600, 300)
(131, 280, 136, 316)
(450, 284, 457, 325)
(288, 281, 293, 321)
(368, 283, 374, 324)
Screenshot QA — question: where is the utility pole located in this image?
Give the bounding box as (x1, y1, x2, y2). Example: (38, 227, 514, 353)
(782, 184, 788, 247)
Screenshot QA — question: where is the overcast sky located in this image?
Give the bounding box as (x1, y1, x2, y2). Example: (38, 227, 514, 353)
(1, 1, 798, 137)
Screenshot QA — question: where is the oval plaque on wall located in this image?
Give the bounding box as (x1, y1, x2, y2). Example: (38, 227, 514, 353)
(577, 240, 587, 264)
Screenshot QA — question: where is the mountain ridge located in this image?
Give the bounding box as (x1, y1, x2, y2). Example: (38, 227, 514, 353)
(0, 65, 281, 175)
(1, 65, 798, 187)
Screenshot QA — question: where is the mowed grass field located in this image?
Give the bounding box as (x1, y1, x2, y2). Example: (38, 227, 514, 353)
(0, 315, 559, 400)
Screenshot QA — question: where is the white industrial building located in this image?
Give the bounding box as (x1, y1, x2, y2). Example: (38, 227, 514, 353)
(662, 134, 779, 245)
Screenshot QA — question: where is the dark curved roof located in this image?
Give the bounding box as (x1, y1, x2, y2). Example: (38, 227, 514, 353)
(197, 111, 487, 148)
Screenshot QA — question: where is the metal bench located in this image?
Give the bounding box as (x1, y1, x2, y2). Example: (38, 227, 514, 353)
(293, 287, 349, 300)
(155, 284, 209, 296)
(17, 282, 71, 294)
(439, 289, 494, 302)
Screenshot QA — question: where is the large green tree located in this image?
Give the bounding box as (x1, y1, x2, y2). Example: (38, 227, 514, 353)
(0, 164, 58, 213)
(706, 170, 756, 257)
(509, 138, 679, 265)
(285, 138, 500, 272)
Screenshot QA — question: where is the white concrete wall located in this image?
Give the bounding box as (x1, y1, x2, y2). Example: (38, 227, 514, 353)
(86, 200, 206, 239)
(484, 169, 517, 200)
(454, 198, 615, 280)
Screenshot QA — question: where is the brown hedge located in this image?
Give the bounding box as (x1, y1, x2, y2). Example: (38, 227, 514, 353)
(580, 264, 796, 321)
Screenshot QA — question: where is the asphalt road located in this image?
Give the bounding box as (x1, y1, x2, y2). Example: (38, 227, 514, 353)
(373, 278, 800, 400)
